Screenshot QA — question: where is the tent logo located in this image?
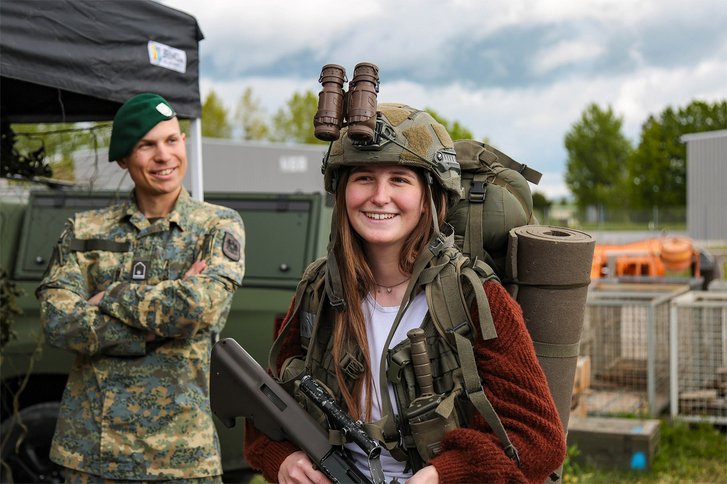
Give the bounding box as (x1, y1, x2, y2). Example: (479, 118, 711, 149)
(147, 40, 186, 74)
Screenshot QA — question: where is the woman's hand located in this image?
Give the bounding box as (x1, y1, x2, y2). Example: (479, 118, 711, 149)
(406, 464, 439, 484)
(278, 450, 331, 484)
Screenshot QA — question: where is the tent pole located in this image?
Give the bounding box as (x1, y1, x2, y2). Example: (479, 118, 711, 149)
(189, 118, 204, 201)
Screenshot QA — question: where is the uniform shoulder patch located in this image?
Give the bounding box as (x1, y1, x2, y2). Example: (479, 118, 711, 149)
(222, 232, 241, 261)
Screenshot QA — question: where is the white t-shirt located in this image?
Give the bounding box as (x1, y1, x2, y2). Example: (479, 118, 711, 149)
(344, 291, 429, 482)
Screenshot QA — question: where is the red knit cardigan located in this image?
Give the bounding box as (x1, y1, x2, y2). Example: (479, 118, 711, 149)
(244, 280, 566, 483)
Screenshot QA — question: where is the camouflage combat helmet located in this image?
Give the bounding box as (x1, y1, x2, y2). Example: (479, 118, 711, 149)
(321, 103, 463, 206)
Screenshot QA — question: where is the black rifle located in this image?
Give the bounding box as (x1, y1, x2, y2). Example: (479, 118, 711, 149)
(210, 338, 385, 484)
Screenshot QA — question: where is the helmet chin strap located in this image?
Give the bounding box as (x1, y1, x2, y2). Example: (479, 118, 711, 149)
(424, 172, 453, 257)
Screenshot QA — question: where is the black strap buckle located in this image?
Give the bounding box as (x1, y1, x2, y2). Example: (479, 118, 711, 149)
(468, 181, 487, 203)
(328, 296, 347, 312)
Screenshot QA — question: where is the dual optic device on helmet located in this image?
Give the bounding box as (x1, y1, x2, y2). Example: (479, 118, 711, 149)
(313, 62, 380, 143)
(315, 63, 463, 206)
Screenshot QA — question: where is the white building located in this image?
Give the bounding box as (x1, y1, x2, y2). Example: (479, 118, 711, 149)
(682, 129, 727, 241)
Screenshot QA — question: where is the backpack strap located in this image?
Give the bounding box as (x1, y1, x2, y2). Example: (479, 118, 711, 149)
(425, 251, 520, 464)
(451, 330, 520, 463)
(324, 249, 347, 311)
(485, 143, 542, 185)
(424, 248, 498, 348)
(463, 173, 488, 263)
(268, 256, 328, 374)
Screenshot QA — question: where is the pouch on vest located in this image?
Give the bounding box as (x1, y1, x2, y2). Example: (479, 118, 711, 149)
(386, 325, 464, 464)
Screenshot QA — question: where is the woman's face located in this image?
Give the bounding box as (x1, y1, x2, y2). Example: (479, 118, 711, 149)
(345, 165, 425, 252)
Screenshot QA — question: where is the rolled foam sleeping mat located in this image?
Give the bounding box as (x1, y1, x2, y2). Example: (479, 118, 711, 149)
(505, 225, 595, 432)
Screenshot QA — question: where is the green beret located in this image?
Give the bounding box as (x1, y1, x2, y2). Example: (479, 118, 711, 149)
(108, 93, 176, 162)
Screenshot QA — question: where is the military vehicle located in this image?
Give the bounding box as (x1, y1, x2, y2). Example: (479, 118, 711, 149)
(0, 189, 333, 482)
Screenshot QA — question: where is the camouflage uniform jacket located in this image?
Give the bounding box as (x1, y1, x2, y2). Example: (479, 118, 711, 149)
(36, 189, 245, 480)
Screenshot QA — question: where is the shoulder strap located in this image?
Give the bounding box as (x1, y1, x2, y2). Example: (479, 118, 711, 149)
(423, 248, 498, 347)
(463, 173, 488, 263)
(69, 238, 130, 252)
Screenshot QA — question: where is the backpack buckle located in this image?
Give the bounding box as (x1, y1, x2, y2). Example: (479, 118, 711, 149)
(328, 296, 347, 312)
(468, 181, 487, 203)
(339, 352, 364, 380)
(505, 444, 521, 466)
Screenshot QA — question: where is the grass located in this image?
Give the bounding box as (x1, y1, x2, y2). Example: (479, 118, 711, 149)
(563, 419, 727, 483)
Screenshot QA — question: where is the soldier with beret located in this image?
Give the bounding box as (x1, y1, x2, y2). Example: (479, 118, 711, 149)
(36, 92, 245, 482)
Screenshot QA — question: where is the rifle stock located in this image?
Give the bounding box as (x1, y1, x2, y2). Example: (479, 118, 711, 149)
(210, 338, 373, 484)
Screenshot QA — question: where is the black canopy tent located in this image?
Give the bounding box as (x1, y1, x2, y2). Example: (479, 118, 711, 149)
(0, 0, 206, 195)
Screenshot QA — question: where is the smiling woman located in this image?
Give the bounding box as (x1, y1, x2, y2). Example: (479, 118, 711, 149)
(345, 165, 425, 256)
(244, 102, 567, 483)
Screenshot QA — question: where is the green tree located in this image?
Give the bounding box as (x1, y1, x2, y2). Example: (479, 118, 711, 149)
(626, 99, 727, 208)
(532, 191, 552, 211)
(234, 87, 269, 141)
(4, 122, 111, 181)
(532, 190, 553, 222)
(425, 108, 476, 141)
(271, 90, 322, 144)
(201, 90, 232, 139)
(564, 103, 632, 210)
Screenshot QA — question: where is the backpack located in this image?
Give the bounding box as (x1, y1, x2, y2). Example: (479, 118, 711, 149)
(446, 139, 542, 277)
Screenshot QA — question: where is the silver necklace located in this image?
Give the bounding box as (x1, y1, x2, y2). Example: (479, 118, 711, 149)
(374, 277, 410, 294)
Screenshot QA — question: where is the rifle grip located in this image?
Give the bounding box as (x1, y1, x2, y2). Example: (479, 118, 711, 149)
(407, 328, 434, 396)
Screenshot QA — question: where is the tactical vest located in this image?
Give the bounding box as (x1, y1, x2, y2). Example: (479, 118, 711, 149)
(269, 233, 520, 470)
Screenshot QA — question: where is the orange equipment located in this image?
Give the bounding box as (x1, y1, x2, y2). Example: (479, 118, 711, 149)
(590, 236, 700, 280)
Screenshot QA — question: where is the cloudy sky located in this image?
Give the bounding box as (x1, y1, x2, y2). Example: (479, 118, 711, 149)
(162, 0, 726, 199)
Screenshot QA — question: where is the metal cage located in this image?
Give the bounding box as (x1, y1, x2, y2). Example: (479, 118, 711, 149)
(670, 290, 727, 424)
(581, 282, 691, 416)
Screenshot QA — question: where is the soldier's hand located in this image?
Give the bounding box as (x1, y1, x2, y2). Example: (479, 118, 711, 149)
(278, 450, 330, 484)
(88, 291, 105, 306)
(184, 260, 207, 279)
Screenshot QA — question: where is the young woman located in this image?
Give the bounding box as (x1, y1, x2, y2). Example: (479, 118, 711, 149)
(244, 103, 566, 483)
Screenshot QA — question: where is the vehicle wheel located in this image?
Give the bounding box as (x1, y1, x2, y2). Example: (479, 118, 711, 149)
(0, 401, 63, 483)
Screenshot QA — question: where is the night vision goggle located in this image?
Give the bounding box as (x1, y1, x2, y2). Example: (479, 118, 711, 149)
(313, 62, 380, 143)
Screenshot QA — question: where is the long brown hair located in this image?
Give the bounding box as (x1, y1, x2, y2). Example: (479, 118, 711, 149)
(330, 166, 447, 420)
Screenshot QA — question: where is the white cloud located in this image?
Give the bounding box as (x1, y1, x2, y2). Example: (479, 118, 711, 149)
(532, 40, 606, 75)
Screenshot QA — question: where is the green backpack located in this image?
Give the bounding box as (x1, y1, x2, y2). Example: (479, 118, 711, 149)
(446, 139, 542, 277)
